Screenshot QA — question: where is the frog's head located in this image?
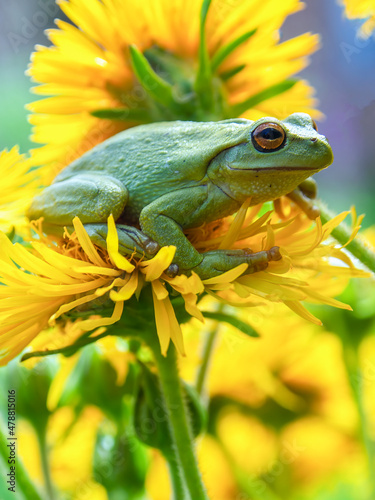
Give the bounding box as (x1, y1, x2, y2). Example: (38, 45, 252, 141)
(209, 113, 333, 205)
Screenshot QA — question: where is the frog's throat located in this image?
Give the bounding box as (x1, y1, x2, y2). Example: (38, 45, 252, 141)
(209, 164, 321, 205)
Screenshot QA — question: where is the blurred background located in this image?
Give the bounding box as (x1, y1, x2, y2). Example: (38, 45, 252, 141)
(0, 0, 374, 225)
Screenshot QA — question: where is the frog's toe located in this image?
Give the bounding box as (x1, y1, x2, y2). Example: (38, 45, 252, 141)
(252, 261, 269, 273)
(267, 246, 282, 261)
(165, 263, 179, 278)
(144, 239, 160, 255)
(306, 205, 321, 220)
(115, 225, 161, 258)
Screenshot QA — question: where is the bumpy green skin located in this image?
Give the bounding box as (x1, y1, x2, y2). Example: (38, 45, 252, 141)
(28, 113, 333, 279)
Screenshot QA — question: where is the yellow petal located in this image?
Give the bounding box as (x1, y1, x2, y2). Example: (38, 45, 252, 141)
(51, 292, 100, 321)
(183, 293, 204, 322)
(152, 288, 171, 356)
(106, 214, 135, 272)
(163, 296, 186, 356)
(151, 280, 169, 300)
(140, 246, 176, 281)
(219, 198, 251, 250)
(284, 300, 322, 325)
(73, 216, 107, 267)
(167, 272, 204, 294)
(203, 263, 248, 285)
(321, 211, 350, 240)
(110, 271, 138, 301)
(72, 300, 124, 332)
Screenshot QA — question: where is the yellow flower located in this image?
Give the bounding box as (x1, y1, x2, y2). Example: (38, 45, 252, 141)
(342, 0, 375, 37)
(27, 0, 321, 183)
(0, 214, 179, 364)
(0, 199, 369, 366)
(0, 147, 38, 233)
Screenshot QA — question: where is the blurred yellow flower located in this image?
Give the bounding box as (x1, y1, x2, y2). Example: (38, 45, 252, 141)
(178, 304, 368, 497)
(218, 412, 277, 473)
(282, 416, 365, 486)
(145, 451, 172, 500)
(0, 147, 38, 233)
(18, 406, 108, 500)
(27, 0, 321, 183)
(0, 198, 369, 365)
(359, 335, 375, 439)
(342, 0, 375, 37)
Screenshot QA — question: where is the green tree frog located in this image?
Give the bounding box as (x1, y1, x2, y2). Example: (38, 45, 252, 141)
(28, 113, 333, 279)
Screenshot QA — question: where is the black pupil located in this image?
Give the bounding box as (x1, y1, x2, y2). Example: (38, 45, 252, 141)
(260, 128, 282, 140)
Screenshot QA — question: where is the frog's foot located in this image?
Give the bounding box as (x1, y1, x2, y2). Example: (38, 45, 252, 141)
(189, 247, 281, 280)
(81, 223, 160, 259)
(286, 177, 320, 220)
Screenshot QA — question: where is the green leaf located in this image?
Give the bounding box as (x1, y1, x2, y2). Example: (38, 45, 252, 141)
(93, 418, 149, 498)
(220, 64, 246, 81)
(211, 29, 257, 72)
(20, 331, 111, 362)
(129, 45, 177, 110)
(200, 0, 212, 23)
(202, 311, 260, 337)
(134, 364, 206, 452)
(0, 430, 43, 500)
(183, 381, 207, 437)
(5, 226, 15, 242)
(195, 0, 213, 109)
(0, 358, 58, 434)
(230, 79, 298, 117)
(91, 107, 152, 123)
(56, 345, 132, 420)
(134, 364, 172, 451)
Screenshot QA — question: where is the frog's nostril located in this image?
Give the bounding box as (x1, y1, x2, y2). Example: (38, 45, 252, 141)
(310, 137, 318, 143)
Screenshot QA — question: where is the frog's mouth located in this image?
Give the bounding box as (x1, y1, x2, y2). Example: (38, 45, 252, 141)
(228, 165, 323, 172)
(256, 166, 322, 172)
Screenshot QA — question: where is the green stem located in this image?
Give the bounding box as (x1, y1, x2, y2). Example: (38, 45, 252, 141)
(318, 201, 375, 273)
(195, 325, 219, 397)
(146, 333, 209, 500)
(0, 428, 42, 500)
(37, 430, 55, 500)
(164, 452, 188, 500)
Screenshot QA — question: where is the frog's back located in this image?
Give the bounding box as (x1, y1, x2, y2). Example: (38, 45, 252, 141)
(55, 119, 251, 194)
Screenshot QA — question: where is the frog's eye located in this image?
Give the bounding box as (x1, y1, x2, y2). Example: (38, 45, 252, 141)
(252, 123, 286, 152)
(312, 120, 318, 132)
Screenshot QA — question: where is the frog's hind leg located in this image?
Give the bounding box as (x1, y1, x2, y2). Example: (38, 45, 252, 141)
(27, 173, 159, 259)
(191, 247, 282, 280)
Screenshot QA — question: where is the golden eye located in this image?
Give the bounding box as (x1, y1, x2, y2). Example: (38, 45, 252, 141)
(252, 123, 286, 152)
(312, 120, 318, 132)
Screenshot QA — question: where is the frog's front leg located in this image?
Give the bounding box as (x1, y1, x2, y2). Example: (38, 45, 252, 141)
(81, 223, 160, 258)
(286, 177, 320, 219)
(139, 186, 281, 279)
(27, 174, 160, 258)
